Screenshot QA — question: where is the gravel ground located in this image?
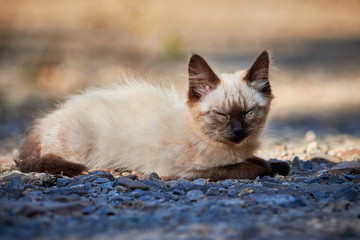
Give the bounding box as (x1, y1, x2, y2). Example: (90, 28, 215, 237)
(1, 138, 360, 240)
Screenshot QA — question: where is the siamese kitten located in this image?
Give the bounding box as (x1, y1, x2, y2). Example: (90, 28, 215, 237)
(15, 51, 290, 180)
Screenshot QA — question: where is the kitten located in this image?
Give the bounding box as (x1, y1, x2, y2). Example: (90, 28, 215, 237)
(15, 51, 290, 180)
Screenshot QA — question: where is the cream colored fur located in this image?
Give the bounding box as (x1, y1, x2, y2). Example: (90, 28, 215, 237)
(32, 68, 270, 178)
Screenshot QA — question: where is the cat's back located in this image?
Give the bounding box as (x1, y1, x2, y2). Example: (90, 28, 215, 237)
(70, 82, 184, 113)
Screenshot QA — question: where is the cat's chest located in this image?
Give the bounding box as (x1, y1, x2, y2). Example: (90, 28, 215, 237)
(184, 142, 247, 170)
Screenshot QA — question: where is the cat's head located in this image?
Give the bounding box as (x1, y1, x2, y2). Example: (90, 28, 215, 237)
(187, 51, 273, 144)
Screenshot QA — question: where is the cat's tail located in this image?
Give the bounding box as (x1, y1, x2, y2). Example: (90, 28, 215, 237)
(14, 130, 87, 177)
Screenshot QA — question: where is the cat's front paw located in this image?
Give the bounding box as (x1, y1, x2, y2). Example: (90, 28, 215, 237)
(269, 161, 290, 176)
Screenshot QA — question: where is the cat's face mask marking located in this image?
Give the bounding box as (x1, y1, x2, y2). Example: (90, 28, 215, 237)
(187, 51, 273, 144)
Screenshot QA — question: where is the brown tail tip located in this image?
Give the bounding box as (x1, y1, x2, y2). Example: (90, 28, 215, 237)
(270, 161, 290, 176)
(16, 154, 87, 177)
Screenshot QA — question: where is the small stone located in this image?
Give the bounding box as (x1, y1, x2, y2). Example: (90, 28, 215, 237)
(193, 178, 207, 186)
(293, 176, 307, 182)
(227, 189, 239, 197)
(100, 181, 114, 189)
(206, 187, 220, 196)
(115, 177, 150, 191)
(66, 184, 86, 195)
(147, 172, 161, 181)
(3, 173, 41, 186)
(172, 189, 183, 195)
(186, 190, 204, 201)
(289, 198, 307, 207)
(334, 187, 358, 202)
(40, 173, 58, 186)
(311, 190, 326, 200)
(56, 178, 69, 187)
(221, 180, 234, 187)
(307, 141, 318, 154)
(340, 149, 360, 161)
(88, 186, 102, 195)
(98, 206, 116, 216)
(238, 187, 253, 197)
(68, 171, 115, 186)
(304, 177, 322, 184)
(344, 174, 356, 180)
(93, 178, 110, 184)
(328, 161, 360, 175)
(303, 160, 313, 170)
(130, 189, 146, 198)
(82, 205, 98, 215)
(305, 130, 316, 142)
(316, 172, 329, 179)
(114, 185, 127, 192)
(292, 156, 303, 169)
(274, 175, 285, 180)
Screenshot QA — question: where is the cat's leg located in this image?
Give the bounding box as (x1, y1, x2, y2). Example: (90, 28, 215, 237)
(188, 157, 289, 181)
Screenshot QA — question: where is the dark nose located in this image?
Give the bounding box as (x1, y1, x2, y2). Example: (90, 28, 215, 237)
(232, 125, 243, 136)
(231, 121, 247, 142)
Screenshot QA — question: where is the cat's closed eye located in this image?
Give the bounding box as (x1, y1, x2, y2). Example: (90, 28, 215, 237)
(244, 106, 257, 118)
(213, 109, 228, 119)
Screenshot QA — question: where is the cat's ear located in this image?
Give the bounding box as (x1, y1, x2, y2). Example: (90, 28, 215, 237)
(244, 51, 272, 96)
(188, 54, 220, 102)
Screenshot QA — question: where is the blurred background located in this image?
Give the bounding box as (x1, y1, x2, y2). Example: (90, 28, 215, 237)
(0, 0, 360, 158)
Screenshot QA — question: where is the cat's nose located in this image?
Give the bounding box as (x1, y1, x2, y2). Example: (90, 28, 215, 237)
(231, 122, 247, 142)
(232, 126, 243, 136)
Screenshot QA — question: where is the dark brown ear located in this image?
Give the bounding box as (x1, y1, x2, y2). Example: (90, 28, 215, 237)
(244, 51, 272, 96)
(188, 54, 220, 101)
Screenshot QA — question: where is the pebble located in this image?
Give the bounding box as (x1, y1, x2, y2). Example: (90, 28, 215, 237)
(220, 180, 234, 187)
(307, 141, 318, 153)
(206, 187, 220, 196)
(115, 177, 150, 191)
(56, 178, 69, 187)
(1, 149, 360, 240)
(193, 178, 207, 186)
(186, 190, 204, 201)
(93, 178, 111, 184)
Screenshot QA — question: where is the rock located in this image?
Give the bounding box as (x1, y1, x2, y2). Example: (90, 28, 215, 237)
(328, 161, 360, 175)
(227, 189, 239, 197)
(305, 130, 316, 142)
(311, 190, 326, 200)
(303, 161, 313, 170)
(130, 189, 146, 198)
(334, 187, 358, 202)
(40, 173, 58, 186)
(206, 187, 220, 196)
(309, 154, 340, 164)
(193, 178, 207, 186)
(60, 184, 86, 195)
(100, 181, 114, 189)
(221, 180, 234, 187)
(81, 205, 98, 215)
(139, 179, 164, 191)
(307, 141, 318, 154)
(2, 173, 42, 187)
(20, 201, 88, 217)
(93, 178, 111, 184)
(147, 172, 161, 181)
(343, 174, 356, 180)
(186, 190, 204, 201)
(115, 177, 150, 191)
(291, 156, 304, 169)
(56, 178, 70, 187)
(68, 171, 115, 186)
(340, 149, 360, 161)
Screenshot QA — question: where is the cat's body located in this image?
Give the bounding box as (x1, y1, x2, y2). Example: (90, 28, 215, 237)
(15, 51, 290, 180)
